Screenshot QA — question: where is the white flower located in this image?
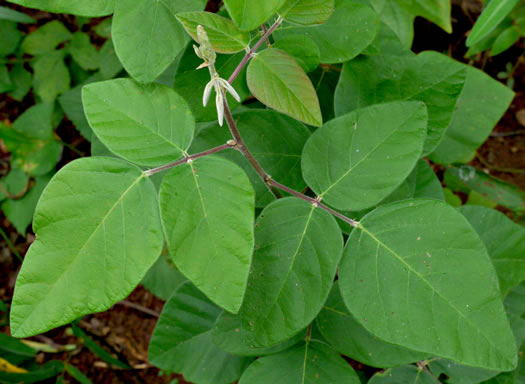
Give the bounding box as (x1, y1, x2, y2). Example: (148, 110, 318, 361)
(202, 76, 241, 126)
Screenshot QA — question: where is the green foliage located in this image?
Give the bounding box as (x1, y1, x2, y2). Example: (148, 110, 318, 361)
(3, 1, 525, 383)
(302, 101, 427, 211)
(159, 156, 255, 313)
(247, 48, 322, 126)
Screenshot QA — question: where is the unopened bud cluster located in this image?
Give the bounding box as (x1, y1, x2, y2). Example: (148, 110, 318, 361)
(194, 25, 240, 126)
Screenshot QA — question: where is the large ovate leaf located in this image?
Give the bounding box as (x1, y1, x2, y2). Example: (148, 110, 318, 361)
(10, 157, 164, 337)
(239, 340, 360, 383)
(247, 48, 322, 126)
(223, 0, 287, 31)
(459, 206, 525, 297)
(430, 66, 514, 165)
(239, 197, 343, 347)
(190, 110, 311, 207)
(149, 282, 252, 384)
(159, 156, 254, 314)
(176, 11, 250, 53)
(278, 0, 335, 25)
(339, 199, 517, 371)
(274, 0, 379, 63)
(82, 78, 195, 167)
(368, 365, 436, 383)
(112, 0, 205, 83)
(302, 101, 427, 211)
(466, 0, 520, 47)
(335, 51, 466, 155)
(317, 283, 428, 367)
(398, 0, 451, 33)
(7, 0, 114, 17)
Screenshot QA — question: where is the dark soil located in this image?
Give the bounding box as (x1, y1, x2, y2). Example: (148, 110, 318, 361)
(1, 0, 524, 383)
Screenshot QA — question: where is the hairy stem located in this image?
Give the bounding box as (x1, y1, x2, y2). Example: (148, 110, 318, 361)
(228, 16, 283, 84)
(144, 143, 234, 177)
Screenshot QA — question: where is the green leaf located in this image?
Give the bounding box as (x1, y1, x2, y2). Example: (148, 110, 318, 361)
(317, 283, 428, 367)
(0, 333, 36, 365)
(6, 0, 114, 17)
(0, 360, 64, 384)
(21, 20, 72, 55)
(302, 101, 427, 211)
(1, 167, 28, 197)
(98, 39, 123, 80)
(174, 47, 249, 122)
(10, 157, 164, 337)
(382, 160, 444, 204)
(32, 50, 70, 102)
(239, 197, 343, 347)
(273, 35, 320, 73)
(445, 165, 525, 213)
(68, 32, 100, 70)
(2, 174, 51, 235)
(247, 48, 322, 126)
(190, 110, 311, 207)
(398, 0, 452, 33)
(238, 341, 361, 384)
(112, 0, 205, 83)
(159, 156, 254, 313)
(82, 78, 195, 166)
(0, 103, 62, 176)
(0, 20, 22, 56)
(466, 0, 520, 47)
(141, 254, 187, 301)
(459, 206, 525, 297)
(491, 25, 521, 56)
(59, 74, 103, 142)
(335, 51, 466, 156)
(428, 359, 500, 384)
(429, 66, 514, 165)
(212, 313, 305, 356)
(148, 282, 252, 384)
(368, 365, 436, 383)
(361, 0, 415, 48)
(278, 0, 335, 25)
(8, 64, 32, 102)
(223, 0, 286, 31)
(0, 64, 13, 93)
(339, 199, 517, 371)
(274, 0, 379, 63)
(0, 6, 35, 23)
(176, 11, 250, 53)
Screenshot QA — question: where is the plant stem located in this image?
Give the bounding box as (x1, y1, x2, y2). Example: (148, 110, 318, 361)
(222, 98, 358, 227)
(269, 180, 359, 227)
(144, 143, 234, 177)
(228, 16, 283, 84)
